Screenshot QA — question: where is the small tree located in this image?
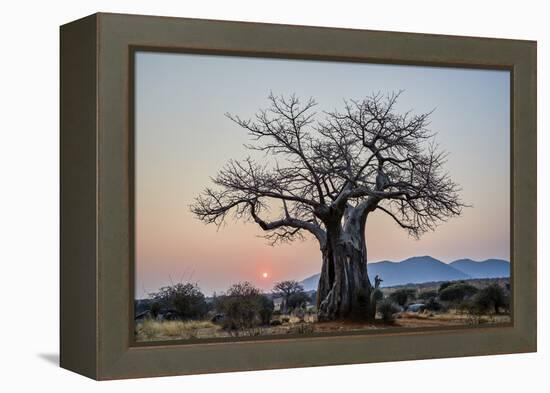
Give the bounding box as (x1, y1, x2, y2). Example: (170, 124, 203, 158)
(272, 280, 304, 314)
(418, 290, 438, 300)
(378, 300, 399, 323)
(216, 282, 269, 330)
(149, 282, 208, 320)
(287, 291, 311, 312)
(150, 301, 161, 319)
(473, 284, 508, 314)
(389, 289, 416, 309)
(258, 295, 275, 325)
(438, 282, 478, 304)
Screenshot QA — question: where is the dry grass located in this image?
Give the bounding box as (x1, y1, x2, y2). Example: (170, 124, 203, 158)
(395, 311, 511, 328)
(135, 311, 511, 342)
(136, 320, 218, 341)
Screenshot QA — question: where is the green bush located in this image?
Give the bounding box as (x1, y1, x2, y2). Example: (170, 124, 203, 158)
(439, 282, 478, 303)
(438, 281, 452, 293)
(371, 288, 384, 302)
(378, 300, 399, 323)
(455, 300, 485, 324)
(287, 291, 310, 311)
(418, 290, 438, 300)
(472, 284, 509, 314)
(455, 300, 473, 314)
(389, 288, 416, 308)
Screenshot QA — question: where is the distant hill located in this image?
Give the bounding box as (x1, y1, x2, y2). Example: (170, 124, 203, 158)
(450, 258, 510, 279)
(367, 256, 471, 287)
(300, 256, 510, 291)
(300, 274, 323, 293)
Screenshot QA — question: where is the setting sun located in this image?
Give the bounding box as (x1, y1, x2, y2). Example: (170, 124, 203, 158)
(262, 272, 268, 279)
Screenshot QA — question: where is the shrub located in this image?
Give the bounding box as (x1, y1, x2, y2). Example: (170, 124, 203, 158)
(418, 290, 438, 300)
(216, 282, 260, 329)
(438, 282, 478, 303)
(456, 300, 476, 314)
(216, 282, 274, 330)
(425, 297, 443, 311)
(473, 284, 509, 314)
(258, 295, 275, 325)
(371, 288, 384, 302)
(389, 289, 416, 308)
(378, 300, 399, 323)
(287, 291, 310, 311)
(438, 281, 452, 293)
(150, 301, 162, 318)
(454, 300, 486, 324)
(149, 282, 208, 320)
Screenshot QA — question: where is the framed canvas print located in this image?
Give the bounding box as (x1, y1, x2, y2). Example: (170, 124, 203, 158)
(60, 13, 537, 380)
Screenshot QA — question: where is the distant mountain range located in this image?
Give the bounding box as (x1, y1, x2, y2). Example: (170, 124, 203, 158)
(300, 256, 510, 291)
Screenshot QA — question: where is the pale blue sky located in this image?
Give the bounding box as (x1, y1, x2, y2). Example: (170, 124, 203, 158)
(135, 51, 510, 296)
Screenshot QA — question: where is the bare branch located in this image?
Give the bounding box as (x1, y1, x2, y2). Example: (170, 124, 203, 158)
(191, 92, 466, 244)
(248, 200, 326, 246)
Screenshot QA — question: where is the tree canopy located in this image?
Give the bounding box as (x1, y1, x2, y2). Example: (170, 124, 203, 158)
(191, 92, 464, 246)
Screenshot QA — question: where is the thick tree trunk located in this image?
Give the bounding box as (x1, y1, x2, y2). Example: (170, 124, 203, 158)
(316, 207, 375, 321)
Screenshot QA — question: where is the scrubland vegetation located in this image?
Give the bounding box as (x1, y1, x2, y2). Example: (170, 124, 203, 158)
(135, 277, 511, 342)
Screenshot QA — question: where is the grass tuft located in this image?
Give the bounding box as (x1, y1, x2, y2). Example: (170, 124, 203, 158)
(137, 319, 216, 340)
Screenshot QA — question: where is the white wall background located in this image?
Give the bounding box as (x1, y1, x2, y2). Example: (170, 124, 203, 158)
(0, 0, 546, 391)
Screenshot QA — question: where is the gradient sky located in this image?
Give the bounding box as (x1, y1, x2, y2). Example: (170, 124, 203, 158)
(134, 51, 510, 298)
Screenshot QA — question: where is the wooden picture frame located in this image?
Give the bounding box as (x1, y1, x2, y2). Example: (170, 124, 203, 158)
(60, 12, 537, 380)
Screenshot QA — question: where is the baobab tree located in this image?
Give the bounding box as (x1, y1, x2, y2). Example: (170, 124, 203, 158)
(191, 92, 465, 321)
(272, 280, 304, 314)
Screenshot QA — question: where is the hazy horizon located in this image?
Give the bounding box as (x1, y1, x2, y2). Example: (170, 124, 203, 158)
(135, 255, 510, 299)
(134, 51, 510, 298)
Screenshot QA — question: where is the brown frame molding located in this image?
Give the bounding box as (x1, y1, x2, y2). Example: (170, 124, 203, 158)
(60, 12, 536, 380)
